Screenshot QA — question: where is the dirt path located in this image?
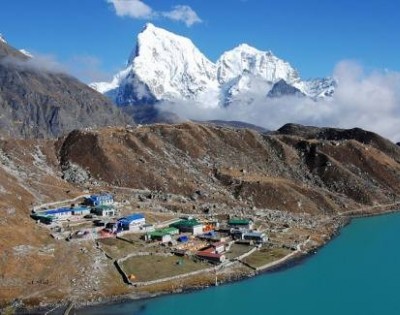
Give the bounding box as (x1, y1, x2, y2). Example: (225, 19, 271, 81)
(337, 201, 400, 217)
(32, 194, 90, 211)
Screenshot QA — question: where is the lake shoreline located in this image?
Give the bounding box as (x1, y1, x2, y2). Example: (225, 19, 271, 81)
(52, 220, 351, 314)
(12, 242, 329, 315)
(14, 208, 400, 315)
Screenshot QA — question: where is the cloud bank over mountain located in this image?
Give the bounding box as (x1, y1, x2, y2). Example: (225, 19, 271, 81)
(90, 24, 400, 142)
(158, 61, 400, 141)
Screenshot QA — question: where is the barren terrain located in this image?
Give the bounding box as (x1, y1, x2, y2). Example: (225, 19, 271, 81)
(1, 122, 400, 311)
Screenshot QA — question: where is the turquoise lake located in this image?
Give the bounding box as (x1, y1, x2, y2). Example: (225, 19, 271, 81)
(79, 212, 400, 315)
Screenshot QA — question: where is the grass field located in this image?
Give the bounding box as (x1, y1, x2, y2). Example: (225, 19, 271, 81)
(98, 237, 144, 259)
(242, 247, 292, 268)
(120, 255, 210, 282)
(225, 243, 255, 260)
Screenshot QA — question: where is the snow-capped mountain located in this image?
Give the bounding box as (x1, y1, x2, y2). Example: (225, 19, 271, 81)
(217, 43, 301, 86)
(300, 78, 337, 98)
(93, 23, 220, 108)
(91, 24, 336, 113)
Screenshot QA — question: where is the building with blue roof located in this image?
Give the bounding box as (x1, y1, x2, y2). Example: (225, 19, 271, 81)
(85, 194, 114, 207)
(35, 206, 91, 221)
(117, 213, 145, 232)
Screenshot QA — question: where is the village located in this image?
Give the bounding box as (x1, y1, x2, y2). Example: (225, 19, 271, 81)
(30, 191, 333, 287)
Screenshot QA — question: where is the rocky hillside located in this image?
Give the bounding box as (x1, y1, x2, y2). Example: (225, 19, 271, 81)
(1, 122, 400, 307)
(0, 39, 132, 139)
(59, 122, 400, 215)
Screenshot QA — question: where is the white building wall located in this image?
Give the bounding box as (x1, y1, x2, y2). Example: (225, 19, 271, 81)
(192, 225, 204, 236)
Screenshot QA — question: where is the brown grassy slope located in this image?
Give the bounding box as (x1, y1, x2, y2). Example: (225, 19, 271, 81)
(0, 139, 93, 305)
(59, 123, 400, 215)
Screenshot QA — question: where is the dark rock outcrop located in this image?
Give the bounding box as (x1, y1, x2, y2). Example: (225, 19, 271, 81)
(202, 120, 270, 133)
(267, 79, 305, 98)
(277, 123, 400, 162)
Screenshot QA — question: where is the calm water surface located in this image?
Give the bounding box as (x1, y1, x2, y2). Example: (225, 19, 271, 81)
(79, 212, 400, 315)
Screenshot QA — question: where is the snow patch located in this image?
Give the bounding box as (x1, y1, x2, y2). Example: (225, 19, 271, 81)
(0, 33, 7, 44)
(19, 49, 33, 58)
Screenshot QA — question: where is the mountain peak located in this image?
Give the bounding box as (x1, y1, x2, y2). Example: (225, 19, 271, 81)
(110, 23, 219, 106)
(91, 24, 336, 118)
(232, 43, 272, 56)
(143, 22, 155, 30)
(142, 22, 161, 32)
(217, 42, 299, 85)
(130, 22, 196, 65)
(139, 22, 189, 42)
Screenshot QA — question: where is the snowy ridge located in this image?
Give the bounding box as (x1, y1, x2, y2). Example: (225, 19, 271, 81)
(0, 33, 7, 44)
(91, 24, 336, 108)
(217, 43, 300, 85)
(19, 49, 33, 58)
(132, 23, 219, 106)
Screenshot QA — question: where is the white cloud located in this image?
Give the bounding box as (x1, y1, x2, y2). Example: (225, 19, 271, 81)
(156, 61, 400, 142)
(162, 5, 202, 27)
(0, 52, 114, 84)
(106, 0, 202, 27)
(0, 53, 66, 74)
(106, 0, 152, 19)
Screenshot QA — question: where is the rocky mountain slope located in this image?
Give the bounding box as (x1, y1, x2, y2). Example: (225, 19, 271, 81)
(91, 24, 336, 121)
(1, 122, 400, 307)
(0, 37, 132, 138)
(59, 123, 400, 214)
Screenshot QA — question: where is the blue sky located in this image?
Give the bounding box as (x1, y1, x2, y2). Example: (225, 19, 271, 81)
(1, 0, 399, 82)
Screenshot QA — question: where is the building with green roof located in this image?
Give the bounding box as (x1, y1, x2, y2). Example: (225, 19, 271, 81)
(228, 218, 254, 229)
(170, 219, 204, 235)
(146, 227, 179, 242)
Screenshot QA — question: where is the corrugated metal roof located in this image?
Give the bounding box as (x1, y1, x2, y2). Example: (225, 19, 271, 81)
(228, 218, 251, 225)
(162, 227, 179, 234)
(41, 207, 72, 215)
(148, 227, 178, 237)
(244, 232, 265, 237)
(40, 206, 91, 215)
(171, 219, 202, 228)
(90, 193, 113, 200)
(118, 213, 144, 224)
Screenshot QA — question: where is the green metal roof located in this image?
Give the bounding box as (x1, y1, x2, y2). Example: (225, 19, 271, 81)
(148, 231, 169, 238)
(31, 213, 55, 219)
(170, 219, 202, 228)
(162, 227, 179, 234)
(148, 227, 178, 238)
(228, 218, 251, 225)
